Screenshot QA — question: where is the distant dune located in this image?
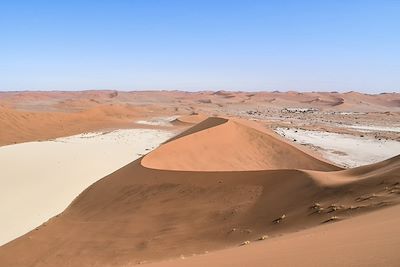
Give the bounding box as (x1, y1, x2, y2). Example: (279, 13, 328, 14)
(0, 104, 140, 146)
(171, 114, 208, 125)
(1, 116, 399, 267)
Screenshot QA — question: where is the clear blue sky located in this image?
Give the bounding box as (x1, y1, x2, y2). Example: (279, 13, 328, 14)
(1, 0, 399, 92)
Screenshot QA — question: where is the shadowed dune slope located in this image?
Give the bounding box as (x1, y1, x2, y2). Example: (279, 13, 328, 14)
(0, 118, 399, 267)
(145, 204, 400, 267)
(143, 117, 341, 171)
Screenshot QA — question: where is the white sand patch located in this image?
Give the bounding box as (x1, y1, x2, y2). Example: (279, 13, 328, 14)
(275, 128, 400, 168)
(136, 116, 179, 126)
(0, 129, 175, 245)
(342, 124, 400, 133)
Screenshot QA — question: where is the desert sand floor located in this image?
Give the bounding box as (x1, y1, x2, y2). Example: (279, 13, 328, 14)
(1, 116, 399, 267)
(0, 129, 175, 245)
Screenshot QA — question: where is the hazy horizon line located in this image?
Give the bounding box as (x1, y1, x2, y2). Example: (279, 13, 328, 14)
(0, 89, 399, 95)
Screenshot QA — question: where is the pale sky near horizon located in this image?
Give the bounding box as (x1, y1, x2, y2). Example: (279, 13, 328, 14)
(0, 1, 399, 93)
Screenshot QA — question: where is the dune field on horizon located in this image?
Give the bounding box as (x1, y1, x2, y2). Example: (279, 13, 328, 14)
(0, 90, 399, 266)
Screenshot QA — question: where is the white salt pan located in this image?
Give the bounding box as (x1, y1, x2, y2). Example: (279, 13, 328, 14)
(275, 128, 400, 168)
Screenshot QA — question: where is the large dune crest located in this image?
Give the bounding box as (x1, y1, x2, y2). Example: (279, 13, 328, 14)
(142, 117, 340, 171)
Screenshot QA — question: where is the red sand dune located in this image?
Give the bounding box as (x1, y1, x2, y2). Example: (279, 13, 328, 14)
(0, 104, 140, 146)
(143, 117, 340, 171)
(0, 117, 399, 267)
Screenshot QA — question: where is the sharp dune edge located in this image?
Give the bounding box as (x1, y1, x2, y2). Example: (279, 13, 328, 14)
(1, 117, 400, 266)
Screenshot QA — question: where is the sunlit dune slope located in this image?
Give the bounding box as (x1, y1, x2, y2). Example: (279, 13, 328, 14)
(142, 117, 341, 171)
